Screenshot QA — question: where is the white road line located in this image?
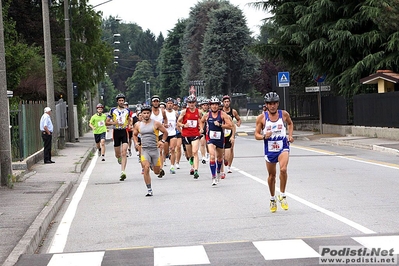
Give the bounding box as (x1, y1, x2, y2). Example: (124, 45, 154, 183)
(48, 251, 105, 266)
(253, 239, 320, 260)
(292, 144, 399, 170)
(352, 235, 399, 254)
(154, 245, 210, 266)
(47, 154, 98, 253)
(235, 167, 376, 234)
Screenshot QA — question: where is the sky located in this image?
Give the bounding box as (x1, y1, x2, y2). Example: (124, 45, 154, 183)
(88, 0, 269, 37)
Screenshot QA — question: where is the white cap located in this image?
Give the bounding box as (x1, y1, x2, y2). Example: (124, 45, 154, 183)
(44, 107, 51, 113)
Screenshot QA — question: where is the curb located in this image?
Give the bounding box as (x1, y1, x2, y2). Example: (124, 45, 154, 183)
(75, 146, 95, 173)
(2, 181, 73, 266)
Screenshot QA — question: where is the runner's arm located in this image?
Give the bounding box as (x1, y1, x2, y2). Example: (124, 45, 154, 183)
(233, 109, 241, 127)
(283, 111, 294, 143)
(254, 114, 267, 140)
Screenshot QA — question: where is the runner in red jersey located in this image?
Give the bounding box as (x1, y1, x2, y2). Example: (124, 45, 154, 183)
(177, 94, 201, 179)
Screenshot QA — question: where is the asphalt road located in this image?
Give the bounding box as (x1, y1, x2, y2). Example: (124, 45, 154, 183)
(17, 133, 399, 265)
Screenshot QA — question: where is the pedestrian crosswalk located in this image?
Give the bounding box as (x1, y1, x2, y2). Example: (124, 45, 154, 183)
(15, 234, 399, 266)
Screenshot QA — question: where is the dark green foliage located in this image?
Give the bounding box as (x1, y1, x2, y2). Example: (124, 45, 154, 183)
(157, 19, 187, 100)
(200, 3, 255, 96)
(251, 0, 399, 98)
(181, 0, 222, 93)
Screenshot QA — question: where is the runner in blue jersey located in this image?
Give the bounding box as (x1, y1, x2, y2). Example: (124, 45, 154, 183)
(200, 97, 233, 186)
(255, 92, 294, 213)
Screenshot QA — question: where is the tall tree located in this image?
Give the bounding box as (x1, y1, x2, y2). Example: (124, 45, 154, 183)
(181, 0, 222, 93)
(251, 0, 399, 98)
(157, 19, 187, 99)
(200, 2, 255, 96)
(125, 60, 154, 104)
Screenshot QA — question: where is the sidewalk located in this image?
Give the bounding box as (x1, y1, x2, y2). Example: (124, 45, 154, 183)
(0, 133, 96, 266)
(1, 128, 399, 266)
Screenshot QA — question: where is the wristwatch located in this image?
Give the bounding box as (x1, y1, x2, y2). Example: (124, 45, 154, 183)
(161, 139, 166, 143)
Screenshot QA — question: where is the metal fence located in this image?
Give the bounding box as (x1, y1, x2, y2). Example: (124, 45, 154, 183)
(10, 100, 68, 161)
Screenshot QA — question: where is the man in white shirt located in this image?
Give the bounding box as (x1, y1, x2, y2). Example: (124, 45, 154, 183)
(39, 107, 54, 164)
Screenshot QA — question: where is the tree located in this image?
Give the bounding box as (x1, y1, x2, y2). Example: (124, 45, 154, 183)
(125, 60, 154, 104)
(200, 3, 255, 96)
(3, 0, 62, 97)
(251, 0, 399, 98)
(157, 19, 187, 99)
(181, 0, 222, 94)
(101, 75, 118, 109)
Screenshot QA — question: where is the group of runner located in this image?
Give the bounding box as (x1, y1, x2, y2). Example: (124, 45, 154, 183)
(89, 92, 294, 213)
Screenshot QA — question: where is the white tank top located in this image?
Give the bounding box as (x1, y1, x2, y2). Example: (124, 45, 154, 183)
(263, 110, 287, 141)
(165, 110, 177, 136)
(151, 109, 163, 123)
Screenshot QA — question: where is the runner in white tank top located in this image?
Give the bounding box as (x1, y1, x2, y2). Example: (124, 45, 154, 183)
(255, 92, 294, 213)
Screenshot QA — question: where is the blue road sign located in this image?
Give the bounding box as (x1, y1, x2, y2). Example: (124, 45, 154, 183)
(278, 72, 290, 87)
(314, 74, 326, 83)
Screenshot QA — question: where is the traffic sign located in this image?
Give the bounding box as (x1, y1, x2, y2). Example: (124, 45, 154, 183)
(314, 74, 326, 83)
(305, 86, 331, 92)
(278, 72, 290, 87)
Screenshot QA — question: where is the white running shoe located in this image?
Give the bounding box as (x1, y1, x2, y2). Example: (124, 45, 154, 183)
(175, 163, 180, 169)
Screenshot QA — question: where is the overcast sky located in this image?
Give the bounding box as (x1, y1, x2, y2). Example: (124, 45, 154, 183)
(88, 0, 269, 37)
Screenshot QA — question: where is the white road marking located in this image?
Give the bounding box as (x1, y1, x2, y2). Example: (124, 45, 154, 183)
(48, 251, 105, 266)
(234, 167, 376, 234)
(154, 245, 210, 266)
(47, 154, 98, 253)
(352, 235, 399, 254)
(253, 239, 320, 260)
(292, 144, 399, 170)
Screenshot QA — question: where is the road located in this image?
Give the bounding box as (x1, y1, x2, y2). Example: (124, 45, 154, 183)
(16, 133, 399, 265)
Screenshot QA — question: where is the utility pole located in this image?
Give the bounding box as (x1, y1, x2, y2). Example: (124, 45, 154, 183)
(0, 0, 13, 186)
(42, 0, 58, 154)
(64, 0, 76, 142)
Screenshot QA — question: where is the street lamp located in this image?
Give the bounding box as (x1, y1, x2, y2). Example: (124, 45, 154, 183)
(147, 82, 150, 101)
(143, 80, 147, 103)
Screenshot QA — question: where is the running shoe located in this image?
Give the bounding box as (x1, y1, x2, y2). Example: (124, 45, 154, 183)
(170, 166, 176, 174)
(227, 166, 232, 173)
(270, 200, 277, 213)
(128, 149, 132, 157)
(216, 172, 221, 183)
(98, 149, 101, 156)
(158, 169, 165, 178)
(201, 158, 206, 164)
(117, 157, 122, 164)
(101, 156, 105, 162)
(190, 168, 194, 175)
(145, 191, 153, 197)
(189, 157, 194, 165)
(120, 171, 126, 181)
(278, 195, 289, 210)
(193, 170, 199, 179)
(212, 177, 217, 186)
(221, 172, 226, 179)
(175, 163, 180, 169)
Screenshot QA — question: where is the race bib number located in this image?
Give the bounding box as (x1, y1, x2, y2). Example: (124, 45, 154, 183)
(187, 119, 198, 128)
(268, 140, 283, 152)
(224, 129, 231, 137)
(98, 121, 105, 127)
(209, 130, 221, 139)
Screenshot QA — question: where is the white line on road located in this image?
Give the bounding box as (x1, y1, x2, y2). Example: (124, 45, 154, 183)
(292, 144, 399, 170)
(47, 154, 98, 253)
(234, 167, 376, 235)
